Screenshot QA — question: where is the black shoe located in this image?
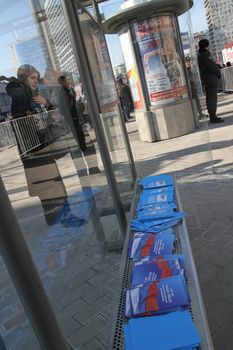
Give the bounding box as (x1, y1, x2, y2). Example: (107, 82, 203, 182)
(210, 117, 224, 123)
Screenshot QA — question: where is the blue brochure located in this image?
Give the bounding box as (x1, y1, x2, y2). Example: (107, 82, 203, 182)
(131, 257, 184, 287)
(128, 230, 175, 259)
(136, 254, 186, 271)
(131, 216, 184, 233)
(137, 187, 174, 208)
(125, 275, 190, 318)
(136, 211, 185, 225)
(137, 203, 176, 221)
(140, 174, 174, 189)
(124, 310, 201, 349)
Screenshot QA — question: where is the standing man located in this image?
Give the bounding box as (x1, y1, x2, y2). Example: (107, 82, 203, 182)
(116, 76, 133, 122)
(185, 56, 205, 119)
(197, 39, 224, 123)
(58, 75, 86, 151)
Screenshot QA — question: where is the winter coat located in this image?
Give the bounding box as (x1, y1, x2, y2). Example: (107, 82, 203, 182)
(58, 86, 83, 120)
(197, 49, 220, 87)
(6, 79, 53, 118)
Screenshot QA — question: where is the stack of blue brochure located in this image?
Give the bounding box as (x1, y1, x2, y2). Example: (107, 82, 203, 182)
(124, 310, 201, 349)
(131, 255, 185, 287)
(128, 230, 175, 259)
(125, 275, 190, 318)
(123, 174, 201, 348)
(140, 174, 174, 189)
(132, 174, 185, 233)
(137, 187, 174, 209)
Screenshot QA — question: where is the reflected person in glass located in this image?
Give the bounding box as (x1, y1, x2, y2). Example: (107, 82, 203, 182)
(57, 74, 86, 152)
(6, 64, 54, 152)
(5, 65, 82, 226)
(6, 64, 53, 118)
(185, 57, 206, 120)
(115, 76, 133, 122)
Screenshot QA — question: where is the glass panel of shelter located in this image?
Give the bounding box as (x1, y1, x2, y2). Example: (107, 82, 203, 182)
(76, 1, 135, 208)
(101, 0, 214, 186)
(104, 5, 214, 185)
(0, 0, 134, 348)
(177, 4, 213, 182)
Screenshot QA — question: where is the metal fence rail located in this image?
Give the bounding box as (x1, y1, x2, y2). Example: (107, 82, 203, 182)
(0, 109, 65, 155)
(221, 66, 233, 92)
(0, 120, 16, 148)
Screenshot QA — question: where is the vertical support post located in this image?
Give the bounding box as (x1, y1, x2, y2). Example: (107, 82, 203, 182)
(61, 0, 127, 235)
(117, 104, 137, 182)
(99, 21, 137, 182)
(91, 0, 102, 24)
(0, 177, 67, 350)
(174, 15, 199, 127)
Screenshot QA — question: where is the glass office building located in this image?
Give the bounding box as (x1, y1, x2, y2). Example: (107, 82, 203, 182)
(15, 37, 47, 75)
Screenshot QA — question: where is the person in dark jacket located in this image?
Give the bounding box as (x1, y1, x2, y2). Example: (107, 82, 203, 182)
(5, 66, 75, 226)
(197, 39, 224, 123)
(6, 65, 54, 153)
(6, 64, 53, 118)
(116, 76, 133, 122)
(57, 75, 86, 152)
(185, 56, 206, 119)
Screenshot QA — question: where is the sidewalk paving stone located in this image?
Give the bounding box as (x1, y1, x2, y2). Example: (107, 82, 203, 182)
(1, 92, 233, 348)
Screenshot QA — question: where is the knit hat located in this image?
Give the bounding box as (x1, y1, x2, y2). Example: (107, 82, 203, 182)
(198, 39, 209, 50)
(17, 64, 39, 82)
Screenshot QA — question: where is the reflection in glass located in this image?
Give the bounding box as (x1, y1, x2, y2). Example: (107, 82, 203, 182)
(77, 4, 134, 206)
(0, 1, 133, 348)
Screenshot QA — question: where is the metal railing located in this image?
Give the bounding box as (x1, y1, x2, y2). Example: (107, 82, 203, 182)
(0, 109, 65, 155)
(0, 120, 16, 148)
(221, 66, 233, 92)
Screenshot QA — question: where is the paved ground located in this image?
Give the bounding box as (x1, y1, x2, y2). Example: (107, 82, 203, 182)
(127, 93, 233, 350)
(1, 93, 233, 349)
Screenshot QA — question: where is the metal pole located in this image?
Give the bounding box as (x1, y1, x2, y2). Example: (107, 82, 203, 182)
(91, 0, 102, 24)
(61, 0, 127, 234)
(0, 177, 67, 350)
(117, 104, 137, 182)
(174, 15, 199, 127)
(97, 19, 137, 182)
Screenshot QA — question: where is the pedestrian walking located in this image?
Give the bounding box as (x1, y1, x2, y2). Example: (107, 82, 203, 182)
(197, 39, 224, 123)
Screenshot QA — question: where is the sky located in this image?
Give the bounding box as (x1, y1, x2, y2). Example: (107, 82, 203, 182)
(190, 0, 208, 32)
(0, 0, 208, 76)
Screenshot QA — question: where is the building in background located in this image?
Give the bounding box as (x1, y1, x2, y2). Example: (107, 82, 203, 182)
(7, 44, 19, 76)
(193, 30, 208, 52)
(204, 0, 233, 62)
(222, 42, 233, 64)
(29, 0, 61, 71)
(9, 36, 47, 76)
(181, 32, 191, 52)
(44, 0, 78, 75)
